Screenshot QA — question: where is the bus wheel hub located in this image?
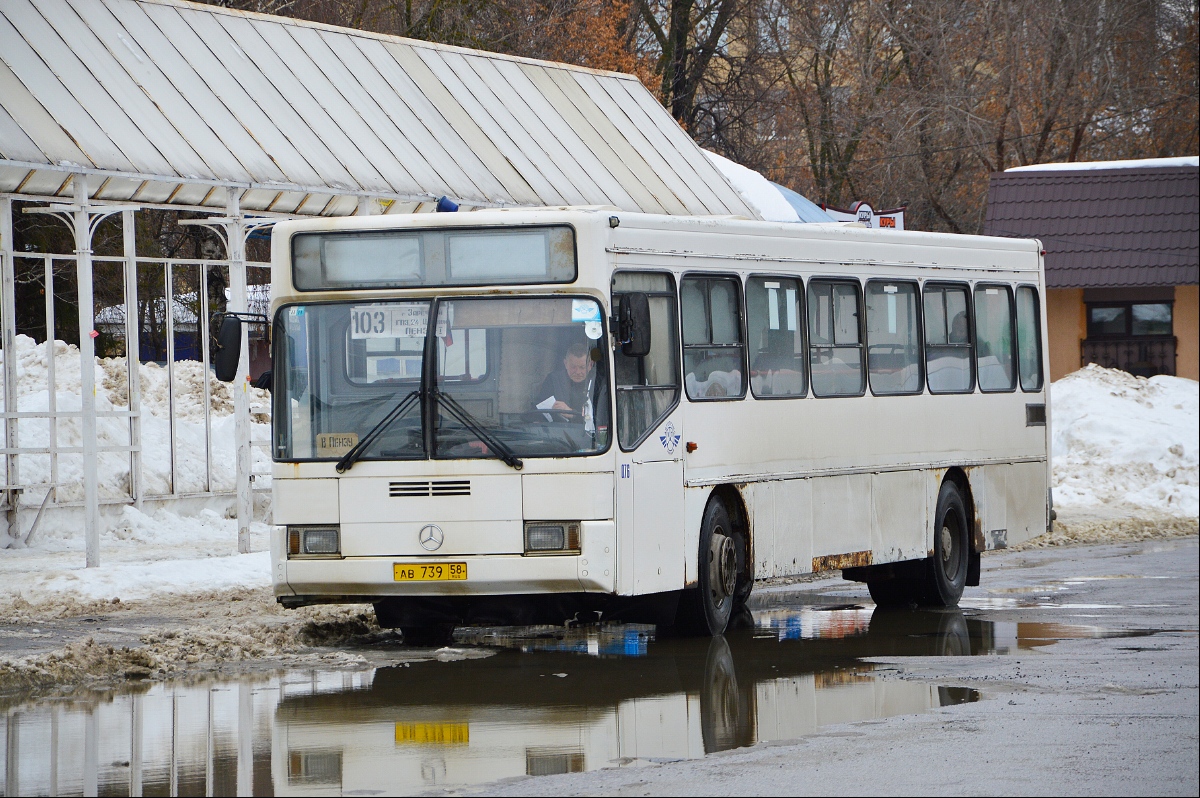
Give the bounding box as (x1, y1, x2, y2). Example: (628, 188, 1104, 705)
(710, 533, 737, 600)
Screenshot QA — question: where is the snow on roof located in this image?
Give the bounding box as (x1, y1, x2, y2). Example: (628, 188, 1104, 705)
(701, 150, 834, 223)
(0, 0, 757, 218)
(1005, 156, 1199, 173)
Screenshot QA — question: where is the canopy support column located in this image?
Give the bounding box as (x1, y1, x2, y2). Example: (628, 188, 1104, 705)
(226, 189, 253, 554)
(1, 197, 19, 546)
(73, 176, 101, 568)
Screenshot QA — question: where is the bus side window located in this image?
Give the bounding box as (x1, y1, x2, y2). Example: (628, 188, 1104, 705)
(681, 276, 747, 400)
(1016, 286, 1044, 391)
(975, 284, 1017, 392)
(612, 272, 681, 450)
(924, 283, 974, 393)
(807, 280, 865, 397)
(865, 280, 922, 395)
(746, 276, 806, 397)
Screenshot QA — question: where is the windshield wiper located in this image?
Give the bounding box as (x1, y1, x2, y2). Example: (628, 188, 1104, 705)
(336, 390, 421, 473)
(435, 390, 523, 471)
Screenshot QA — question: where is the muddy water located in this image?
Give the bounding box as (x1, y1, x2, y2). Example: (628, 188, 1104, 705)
(1, 606, 1146, 796)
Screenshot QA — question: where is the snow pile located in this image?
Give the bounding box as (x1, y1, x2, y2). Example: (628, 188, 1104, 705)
(0, 335, 276, 601)
(2, 505, 272, 601)
(0, 334, 271, 509)
(1052, 364, 1198, 518)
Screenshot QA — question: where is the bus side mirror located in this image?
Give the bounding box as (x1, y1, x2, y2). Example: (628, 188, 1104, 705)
(214, 315, 243, 382)
(619, 293, 652, 357)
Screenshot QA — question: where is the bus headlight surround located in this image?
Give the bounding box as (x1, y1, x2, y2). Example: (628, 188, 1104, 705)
(288, 525, 341, 558)
(524, 522, 581, 555)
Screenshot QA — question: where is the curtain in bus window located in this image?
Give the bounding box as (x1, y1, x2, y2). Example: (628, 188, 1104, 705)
(746, 277, 806, 397)
(612, 273, 681, 449)
(808, 281, 864, 396)
(974, 285, 1016, 391)
(1016, 286, 1043, 391)
(924, 285, 973, 393)
(866, 282, 921, 394)
(681, 277, 746, 400)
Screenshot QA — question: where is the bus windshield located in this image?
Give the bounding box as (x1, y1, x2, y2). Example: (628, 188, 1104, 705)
(273, 296, 611, 462)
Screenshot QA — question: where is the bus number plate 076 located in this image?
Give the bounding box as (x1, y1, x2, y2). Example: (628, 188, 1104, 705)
(394, 563, 467, 581)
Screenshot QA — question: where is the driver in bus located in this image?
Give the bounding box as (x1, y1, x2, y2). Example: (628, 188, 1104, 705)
(534, 342, 595, 428)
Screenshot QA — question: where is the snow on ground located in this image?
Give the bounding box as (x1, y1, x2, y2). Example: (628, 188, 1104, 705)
(1, 335, 274, 603)
(1051, 364, 1198, 517)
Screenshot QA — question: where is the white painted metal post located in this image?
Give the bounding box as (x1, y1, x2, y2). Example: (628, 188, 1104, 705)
(123, 211, 144, 510)
(1, 198, 20, 544)
(74, 176, 101, 567)
(44, 256, 58, 506)
(226, 189, 252, 553)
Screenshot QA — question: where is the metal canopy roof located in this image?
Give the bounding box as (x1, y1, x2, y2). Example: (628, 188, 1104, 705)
(0, 0, 758, 218)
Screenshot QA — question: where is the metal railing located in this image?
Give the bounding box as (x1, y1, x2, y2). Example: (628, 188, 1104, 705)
(1, 187, 275, 561)
(1081, 336, 1177, 377)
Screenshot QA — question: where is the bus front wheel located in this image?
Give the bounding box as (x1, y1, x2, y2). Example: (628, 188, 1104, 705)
(678, 498, 738, 635)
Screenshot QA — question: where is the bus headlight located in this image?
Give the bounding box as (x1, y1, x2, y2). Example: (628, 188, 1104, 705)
(288, 526, 341, 557)
(524, 522, 581, 555)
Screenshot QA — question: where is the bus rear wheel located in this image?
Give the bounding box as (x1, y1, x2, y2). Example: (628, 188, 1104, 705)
(677, 498, 738, 635)
(923, 481, 969, 607)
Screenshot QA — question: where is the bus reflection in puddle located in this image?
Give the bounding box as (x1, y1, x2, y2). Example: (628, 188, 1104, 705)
(13, 605, 1097, 796)
(272, 606, 989, 793)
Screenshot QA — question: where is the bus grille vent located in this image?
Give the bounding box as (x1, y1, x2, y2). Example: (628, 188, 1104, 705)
(388, 480, 471, 497)
(431, 480, 471, 496)
(389, 481, 430, 497)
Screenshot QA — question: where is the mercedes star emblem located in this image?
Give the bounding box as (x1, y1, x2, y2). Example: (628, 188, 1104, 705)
(419, 524, 444, 552)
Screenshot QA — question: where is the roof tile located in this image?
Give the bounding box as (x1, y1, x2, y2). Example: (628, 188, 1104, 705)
(985, 165, 1199, 288)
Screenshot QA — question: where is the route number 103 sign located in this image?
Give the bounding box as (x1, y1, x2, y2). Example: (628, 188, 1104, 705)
(350, 304, 447, 339)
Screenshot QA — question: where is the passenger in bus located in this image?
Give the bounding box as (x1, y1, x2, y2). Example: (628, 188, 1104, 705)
(534, 342, 596, 421)
(951, 311, 969, 344)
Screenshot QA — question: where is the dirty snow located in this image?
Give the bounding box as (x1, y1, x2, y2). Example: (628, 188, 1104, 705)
(1051, 364, 1198, 518)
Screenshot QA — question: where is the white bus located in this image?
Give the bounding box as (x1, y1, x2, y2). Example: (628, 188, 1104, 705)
(222, 207, 1049, 639)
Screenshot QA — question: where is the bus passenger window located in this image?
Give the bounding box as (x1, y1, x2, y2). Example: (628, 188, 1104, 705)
(681, 276, 746, 400)
(866, 281, 922, 394)
(974, 285, 1016, 392)
(924, 284, 974, 393)
(612, 272, 681, 449)
(1016, 286, 1043, 392)
(807, 280, 864, 397)
(746, 277, 806, 397)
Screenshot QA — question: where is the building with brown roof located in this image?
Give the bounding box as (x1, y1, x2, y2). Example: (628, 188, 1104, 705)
(984, 157, 1199, 381)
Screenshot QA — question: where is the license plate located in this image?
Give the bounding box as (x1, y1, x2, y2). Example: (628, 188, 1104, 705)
(395, 722, 469, 745)
(394, 562, 467, 581)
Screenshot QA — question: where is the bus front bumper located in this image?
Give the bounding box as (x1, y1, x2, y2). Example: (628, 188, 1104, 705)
(272, 522, 616, 600)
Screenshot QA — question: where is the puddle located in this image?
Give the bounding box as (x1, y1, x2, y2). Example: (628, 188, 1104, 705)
(1, 606, 1154, 795)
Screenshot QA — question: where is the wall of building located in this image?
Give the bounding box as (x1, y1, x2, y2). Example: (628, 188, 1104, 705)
(1047, 288, 1086, 381)
(1176, 284, 1199, 381)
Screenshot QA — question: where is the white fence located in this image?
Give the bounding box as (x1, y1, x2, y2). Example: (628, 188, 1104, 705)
(1, 185, 275, 564)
